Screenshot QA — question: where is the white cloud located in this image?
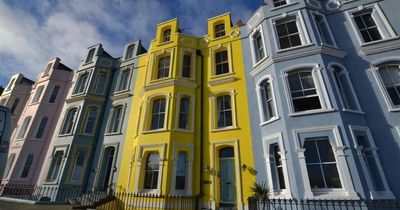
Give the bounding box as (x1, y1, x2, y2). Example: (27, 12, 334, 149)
(0, 0, 255, 87)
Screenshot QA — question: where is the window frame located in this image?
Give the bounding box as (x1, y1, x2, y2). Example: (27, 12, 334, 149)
(328, 63, 363, 113)
(214, 22, 226, 38)
(349, 125, 394, 199)
(162, 28, 172, 43)
(93, 71, 108, 95)
(60, 107, 79, 135)
(143, 93, 171, 133)
(310, 11, 337, 47)
(256, 75, 279, 125)
(82, 106, 100, 135)
(31, 85, 45, 104)
(371, 61, 400, 111)
(48, 86, 60, 104)
(73, 71, 90, 95)
(17, 116, 32, 139)
(45, 147, 67, 183)
(10, 98, 20, 114)
(69, 147, 89, 184)
(150, 49, 174, 81)
(209, 90, 237, 131)
(20, 154, 34, 178)
(85, 48, 96, 63)
(262, 133, 291, 198)
(115, 67, 132, 93)
(346, 3, 397, 46)
(125, 43, 136, 60)
(170, 144, 194, 195)
(293, 126, 359, 199)
(43, 62, 53, 77)
(107, 104, 125, 134)
(174, 93, 195, 132)
(34, 116, 48, 139)
(271, 11, 311, 51)
(3, 153, 16, 179)
(209, 43, 233, 78)
(249, 25, 268, 66)
(179, 48, 196, 80)
(282, 64, 332, 116)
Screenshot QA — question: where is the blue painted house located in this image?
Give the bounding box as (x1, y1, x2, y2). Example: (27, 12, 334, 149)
(241, 0, 400, 200)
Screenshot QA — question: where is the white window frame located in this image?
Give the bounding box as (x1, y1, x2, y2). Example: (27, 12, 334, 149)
(124, 43, 136, 60)
(262, 132, 291, 198)
(45, 146, 68, 183)
(255, 75, 279, 125)
(170, 143, 194, 195)
(60, 106, 80, 135)
(179, 48, 196, 80)
(371, 60, 400, 112)
(209, 43, 234, 78)
(249, 25, 268, 67)
(282, 64, 332, 116)
(82, 106, 100, 136)
(106, 104, 126, 134)
(293, 126, 358, 199)
(31, 85, 45, 104)
(93, 71, 108, 95)
(348, 125, 394, 199)
(310, 11, 337, 47)
(142, 93, 171, 133)
(149, 49, 174, 82)
(85, 48, 96, 63)
(17, 116, 32, 139)
(115, 67, 132, 93)
(43, 62, 53, 77)
(270, 11, 311, 52)
(174, 93, 195, 132)
(73, 70, 91, 95)
(209, 89, 237, 132)
(3, 153, 16, 179)
(346, 3, 397, 46)
(327, 63, 363, 113)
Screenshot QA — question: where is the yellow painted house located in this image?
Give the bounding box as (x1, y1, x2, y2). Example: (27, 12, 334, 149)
(117, 13, 255, 210)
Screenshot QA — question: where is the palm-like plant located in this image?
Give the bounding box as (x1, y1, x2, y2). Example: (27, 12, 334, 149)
(249, 181, 270, 202)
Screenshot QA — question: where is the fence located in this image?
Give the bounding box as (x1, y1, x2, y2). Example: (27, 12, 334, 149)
(248, 198, 400, 210)
(0, 183, 87, 202)
(80, 190, 198, 210)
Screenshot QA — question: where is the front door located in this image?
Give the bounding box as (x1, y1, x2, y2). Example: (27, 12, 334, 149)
(99, 147, 115, 191)
(219, 147, 236, 206)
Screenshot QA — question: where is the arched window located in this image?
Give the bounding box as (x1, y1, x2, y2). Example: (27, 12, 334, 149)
(143, 153, 160, 189)
(108, 105, 123, 133)
(252, 30, 265, 62)
(46, 150, 64, 182)
(330, 65, 359, 111)
(84, 107, 98, 135)
(260, 79, 276, 121)
(60, 108, 78, 134)
(377, 64, 400, 107)
(216, 95, 232, 128)
(150, 98, 166, 130)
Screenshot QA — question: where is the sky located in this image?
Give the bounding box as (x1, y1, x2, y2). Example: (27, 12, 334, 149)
(0, 0, 262, 87)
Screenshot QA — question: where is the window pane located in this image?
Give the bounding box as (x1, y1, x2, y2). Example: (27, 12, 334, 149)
(84, 108, 98, 134)
(10, 98, 19, 114)
(49, 86, 60, 103)
(32, 86, 44, 103)
(21, 154, 34, 178)
(150, 99, 166, 130)
(144, 153, 160, 189)
(17, 117, 31, 139)
(322, 164, 342, 188)
(35, 117, 48, 138)
(307, 165, 325, 188)
(179, 98, 190, 129)
(182, 55, 191, 78)
(71, 150, 87, 182)
(175, 153, 187, 190)
(95, 73, 107, 94)
(3, 154, 15, 178)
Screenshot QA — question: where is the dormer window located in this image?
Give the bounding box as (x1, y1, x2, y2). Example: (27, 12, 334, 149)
(43, 63, 52, 77)
(125, 44, 135, 60)
(85, 48, 95, 63)
(214, 23, 226, 38)
(163, 28, 171, 42)
(6, 78, 16, 90)
(273, 0, 287, 7)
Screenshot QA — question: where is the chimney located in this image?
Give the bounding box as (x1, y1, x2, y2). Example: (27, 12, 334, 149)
(236, 19, 245, 27)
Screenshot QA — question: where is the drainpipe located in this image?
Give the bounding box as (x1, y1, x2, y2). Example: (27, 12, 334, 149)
(196, 50, 204, 209)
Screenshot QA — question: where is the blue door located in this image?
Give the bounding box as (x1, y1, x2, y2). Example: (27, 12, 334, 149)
(219, 147, 236, 205)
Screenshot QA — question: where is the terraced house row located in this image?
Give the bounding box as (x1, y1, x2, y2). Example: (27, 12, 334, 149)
(0, 0, 400, 209)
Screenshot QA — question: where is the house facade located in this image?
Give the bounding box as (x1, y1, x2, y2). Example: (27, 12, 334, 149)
(117, 14, 256, 210)
(241, 0, 400, 200)
(2, 58, 73, 186)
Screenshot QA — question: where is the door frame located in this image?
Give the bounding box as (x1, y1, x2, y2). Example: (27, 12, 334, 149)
(211, 139, 243, 210)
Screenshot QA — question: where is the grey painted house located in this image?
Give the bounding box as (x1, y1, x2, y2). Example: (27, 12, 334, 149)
(241, 0, 400, 200)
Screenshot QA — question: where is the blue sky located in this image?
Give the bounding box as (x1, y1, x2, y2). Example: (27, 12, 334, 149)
(0, 0, 262, 87)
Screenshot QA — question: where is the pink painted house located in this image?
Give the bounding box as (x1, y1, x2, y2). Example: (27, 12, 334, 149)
(2, 58, 73, 186)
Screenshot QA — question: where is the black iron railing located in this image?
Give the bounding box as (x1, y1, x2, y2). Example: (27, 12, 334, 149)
(248, 198, 400, 210)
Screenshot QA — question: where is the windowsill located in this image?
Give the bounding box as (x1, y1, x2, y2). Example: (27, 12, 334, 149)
(210, 72, 234, 80)
(142, 128, 168, 134)
(42, 181, 59, 185)
(82, 61, 94, 66)
(30, 102, 40, 106)
(105, 132, 123, 136)
(140, 189, 160, 195)
(71, 92, 86, 97)
(252, 56, 268, 68)
(173, 128, 194, 133)
(114, 89, 130, 95)
(260, 116, 280, 126)
(270, 2, 298, 11)
(149, 77, 173, 84)
(369, 190, 395, 200)
(388, 107, 400, 112)
(123, 57, 135, 62)
(306, 189, 359, 200)
(157, 40, 174, 47)
(360, 36, 399, 47)
(15, 138, 25, 141)
(277, 43, 314, 53)
(289, 108, 335, 117)
(92, 92, 105, 96)
(211, 126, 238, 132)
(58, 133, 74, 137)
(212, 35, 229, 41)
(343, 109, 364, 115)
(320, 42, 338, 49)
(271, 192, 292, 199)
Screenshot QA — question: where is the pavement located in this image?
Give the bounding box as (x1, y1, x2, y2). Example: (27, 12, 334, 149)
(0, 201, 72, 210)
